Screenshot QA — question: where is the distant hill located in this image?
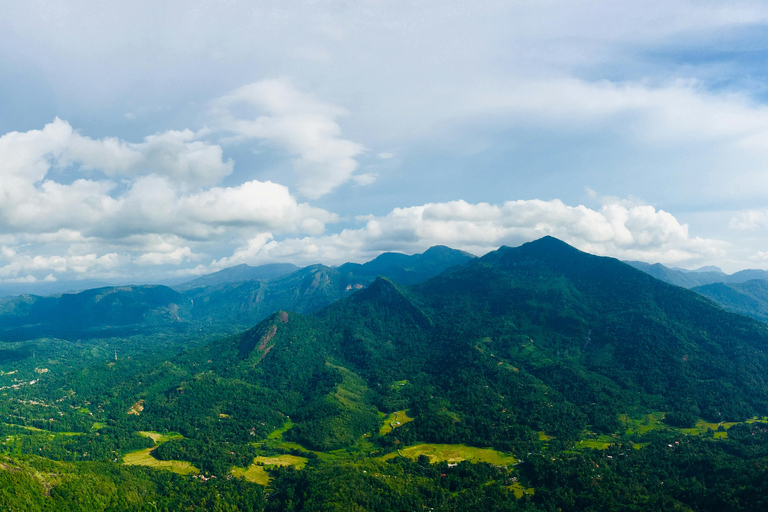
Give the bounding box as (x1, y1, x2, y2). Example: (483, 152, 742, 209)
(174, 263, 299, 292)
(337, 245, 475, 285)
(0, 285, 191, 341)
(693, 279, 768, 324)
(0, 246, 476, 342)
(183, 264, 360, 331)
(625, 260, 727, 288)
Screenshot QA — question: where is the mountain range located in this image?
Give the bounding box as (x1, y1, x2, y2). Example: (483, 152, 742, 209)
(0, 246, 475, 343)
(6, 237, 768, 510)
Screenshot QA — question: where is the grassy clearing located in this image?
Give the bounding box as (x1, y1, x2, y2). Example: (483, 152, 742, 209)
(381, 444, 518, 465)
(679, 417, 768, 438)
(619, 412, 666, 435)
(122, 430, 195, 475)
(137, 431, 182, 444)
(508, 482, 535, 498)
(538, 431, 552, 441)
(231, 465, 270, 485)
(379, 410, 414, 436)
(255, 454, 308, 469)
(572, 414, 768, 453)
(576, 436, 614, 450)
(267, 421, 294, 440)
(270, 440, 342, 462)
(123, 447, 198, 475)
(91, 422, 106, 430)
(232, 454, 308, 485)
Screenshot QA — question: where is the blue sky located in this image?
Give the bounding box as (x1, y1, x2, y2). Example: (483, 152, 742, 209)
(2, 0, 768, 287)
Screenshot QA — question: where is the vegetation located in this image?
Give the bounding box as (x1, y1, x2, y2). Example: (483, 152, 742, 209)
(5, 237, 768, 509)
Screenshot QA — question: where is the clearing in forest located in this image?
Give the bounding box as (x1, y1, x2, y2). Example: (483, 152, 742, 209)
(381, 444, 517, 465)
(231, 454, 308, 485)
(123, 431, 196, 475)
(123, 447, 198, 475)
(379, 410, 414, 436)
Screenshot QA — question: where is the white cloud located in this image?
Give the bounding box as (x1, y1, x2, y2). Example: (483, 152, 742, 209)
(0, 118, 339, 282)
(215, 197, 727, 268)
(730, 210, 768, 231)
(0, 118, 233, 187)
(213, 79, 367, 198)
(136, 247, 196, 266)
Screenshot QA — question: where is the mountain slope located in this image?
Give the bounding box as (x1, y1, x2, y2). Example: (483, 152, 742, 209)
(0, 285, 191, 341)
(625, 260, 727, 288)
(627, 260, 768, 289)
(693, 279, 768, 324)
(337, 245, 475, 285)
(174, 263, 299, 292)
(110, 236, 768, 454)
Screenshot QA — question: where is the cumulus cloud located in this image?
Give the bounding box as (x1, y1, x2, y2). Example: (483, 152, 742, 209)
(0, 118, 337, 282)
(0, 118, 233, 186)
(212, 79, 367, 198)
(214, 197, 727, 268)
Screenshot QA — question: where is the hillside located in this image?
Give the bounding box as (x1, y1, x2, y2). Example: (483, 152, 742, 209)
(337, 245, 475, 285)
(7, 237, 768, 510)
(174, 263, 299, 292)
(693, 279, 768, 324)
(627, 260, 768, 290)
(97, 236, 768, 454)
(0, 246, 475, 344)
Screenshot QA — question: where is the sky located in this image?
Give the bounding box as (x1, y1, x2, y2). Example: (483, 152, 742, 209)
(3, 0, 768, 290)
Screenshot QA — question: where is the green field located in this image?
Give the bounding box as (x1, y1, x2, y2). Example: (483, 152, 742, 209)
(137, 430, 183, 444)
(255, 454, 308, 469)
(381, 444, 518, 465)
(576, 436, 614, 450)
(232, 454, 308, 485)
(231, 464, 270, 485)
(123, 447, 198, 475)
(379, 409, 414, 436)
(267, 421, 294, 440)
(508, 481, 535, 499)
(679, 417, 768, 438)
(122, 430, 195, 475)
(619, 412, 666, 435)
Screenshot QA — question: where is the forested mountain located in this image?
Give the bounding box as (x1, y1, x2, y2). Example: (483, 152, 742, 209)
(7, 237, 768, 510)
(0, 285, 192, 341)
(626, 261, 768, 323)
(174, 263, 300, 292)
(0, 246, 474, 343)
(693, 279, 768, 324)
(628, 259, 768, 290)
(65, 236, 768, 453)
(625, 260, 728, 288)
(337, 244, 475, 285)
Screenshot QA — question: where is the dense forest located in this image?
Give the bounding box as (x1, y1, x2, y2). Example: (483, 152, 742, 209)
(3, 237, 768, 510)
